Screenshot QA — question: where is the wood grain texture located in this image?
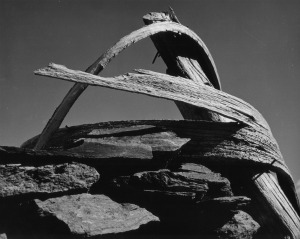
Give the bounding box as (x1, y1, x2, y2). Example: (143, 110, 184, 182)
(34, 21, 220, 150)
(87, 21, 220, 87)
(35, 64, 269, 131)
(254, 174, 300, 238)
(249, 173, 300, 238)
(143, 11, 221, 121)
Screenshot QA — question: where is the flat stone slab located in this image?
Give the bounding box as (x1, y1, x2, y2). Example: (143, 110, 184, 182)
(112, 168, 232, 203)
(31, 193, 159, 237)
(0, 163, 99, 199)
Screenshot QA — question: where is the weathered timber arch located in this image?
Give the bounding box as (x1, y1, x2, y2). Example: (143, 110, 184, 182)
(33, 22, 221, 150)
(87, 21, 221, 89)
(13, 8, 300, 238)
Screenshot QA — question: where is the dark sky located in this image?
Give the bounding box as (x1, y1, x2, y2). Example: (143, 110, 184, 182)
(1, 0, 300, 185)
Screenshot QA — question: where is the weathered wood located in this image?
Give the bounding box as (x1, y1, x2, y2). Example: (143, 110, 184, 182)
(143, 11, 221, 121)
(35, 64, 269, 131)
(88, 21, 219, 84)
(34, 21, 220, 150)
(143, 12, 220, 90)
(33, 81, 89, 150)
(249, 173, 300, 238)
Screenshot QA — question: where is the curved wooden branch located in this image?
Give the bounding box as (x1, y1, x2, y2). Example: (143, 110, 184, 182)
(87, 21, 220, 88)
(33, 21, 220, 150)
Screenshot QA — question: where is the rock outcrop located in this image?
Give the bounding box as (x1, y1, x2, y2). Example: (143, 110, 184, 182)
(19, 194, 159, 237)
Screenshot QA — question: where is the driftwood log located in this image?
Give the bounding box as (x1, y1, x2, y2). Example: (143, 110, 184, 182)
(1, 8, 299, 239)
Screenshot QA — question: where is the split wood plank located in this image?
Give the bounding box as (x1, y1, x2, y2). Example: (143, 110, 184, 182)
(34, 64, 269, 131)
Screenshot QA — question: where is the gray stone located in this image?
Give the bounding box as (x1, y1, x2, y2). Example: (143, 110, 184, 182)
(0, 163, 99, 199)
(216, 210, 260, 239)
(31, 193, 159, 237)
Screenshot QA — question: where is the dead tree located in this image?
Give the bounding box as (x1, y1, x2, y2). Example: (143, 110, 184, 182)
(0, 8, 299, 239)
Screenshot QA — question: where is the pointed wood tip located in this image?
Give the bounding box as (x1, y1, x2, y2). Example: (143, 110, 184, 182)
(142, 12, 171, 23)
(34, 63, 68, 75)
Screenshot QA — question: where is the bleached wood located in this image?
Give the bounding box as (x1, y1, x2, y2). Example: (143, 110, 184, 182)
(35, 64, 269, 131)
(34, 21, 220, 150)
(143, 13, 219, 89)
(33, 83, 88, 150)
(251, 173, 300, 238)
(87, 21, 220, 88)
(143, 12, 221, 121)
